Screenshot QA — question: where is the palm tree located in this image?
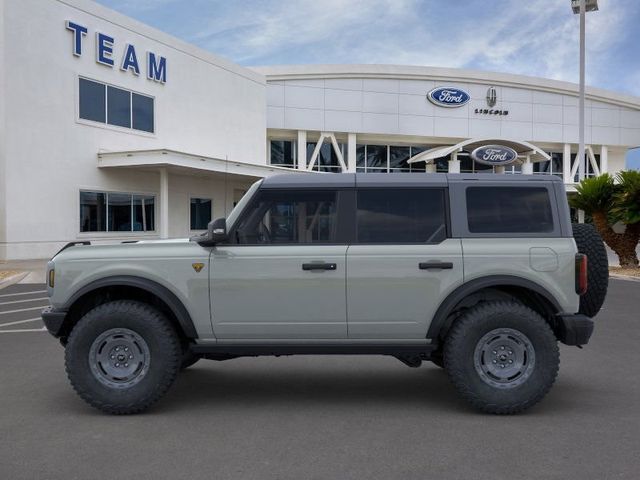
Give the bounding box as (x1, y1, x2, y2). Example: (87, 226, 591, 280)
(570, 172, 640, 268)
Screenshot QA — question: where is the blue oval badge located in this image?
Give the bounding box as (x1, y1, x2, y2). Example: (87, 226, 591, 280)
(471, 145, 519, 166)
(427, 87, 470, 108)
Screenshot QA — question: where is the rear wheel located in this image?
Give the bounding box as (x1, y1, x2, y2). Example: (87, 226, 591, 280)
(65, 300, 181, 414)
(444, 301, 559, 414)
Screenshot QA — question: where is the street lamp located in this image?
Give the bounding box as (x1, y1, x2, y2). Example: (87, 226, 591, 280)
(571, 0, 598, 184)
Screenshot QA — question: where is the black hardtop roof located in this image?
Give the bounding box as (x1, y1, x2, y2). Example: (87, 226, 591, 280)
(260, 172, 562, 189)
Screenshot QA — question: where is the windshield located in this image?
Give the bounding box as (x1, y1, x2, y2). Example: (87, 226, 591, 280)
(225, 179, 262, 230)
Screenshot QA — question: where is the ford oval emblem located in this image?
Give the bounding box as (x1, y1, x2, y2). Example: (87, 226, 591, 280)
(427, 86, 470, 108)
(471, 145, 519, 166)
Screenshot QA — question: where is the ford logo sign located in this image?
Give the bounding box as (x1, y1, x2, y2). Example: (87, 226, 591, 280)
(427, 87, 470, 108)
(471, 145, 519, 166)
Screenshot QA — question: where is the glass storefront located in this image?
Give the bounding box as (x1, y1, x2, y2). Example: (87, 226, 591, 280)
(268, 140, 570, 178)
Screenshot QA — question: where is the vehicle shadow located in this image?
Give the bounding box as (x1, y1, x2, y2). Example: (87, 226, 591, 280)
(156, 360, 474, 414)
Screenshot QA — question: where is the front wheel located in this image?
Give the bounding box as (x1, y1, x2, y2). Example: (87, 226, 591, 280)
(65, 300, 182, 414)
(444, 301, 559, 414)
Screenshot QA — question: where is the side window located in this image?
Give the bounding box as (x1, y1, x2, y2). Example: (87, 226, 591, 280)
(466, 187, 554, 233)
(356, 188, 447, 243)
(234, 190, 338, 244)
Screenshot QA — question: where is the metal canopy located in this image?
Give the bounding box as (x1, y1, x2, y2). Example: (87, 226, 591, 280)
(407, 138, 551, 164)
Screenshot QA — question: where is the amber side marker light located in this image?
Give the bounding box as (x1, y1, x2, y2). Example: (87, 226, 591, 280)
(48, 269, 55, 288)
(575, 254, 588, 295)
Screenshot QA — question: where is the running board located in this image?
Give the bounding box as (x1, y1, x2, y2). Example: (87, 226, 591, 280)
(190, 343, 437, 358)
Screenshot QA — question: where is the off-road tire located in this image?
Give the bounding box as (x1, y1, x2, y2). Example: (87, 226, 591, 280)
(572, 223, 609, 317)
(65, 300, 181, 415)
(444, 301, 559, 414)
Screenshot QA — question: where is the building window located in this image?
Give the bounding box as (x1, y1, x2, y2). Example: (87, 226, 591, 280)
(80, 191, 155, 232)
(270, 140, 297, 168)
(306, 142, 345, 172)
(78, 78, 154, 133)
(356, 188, 447, 243)
(190, 198, 212, 230)
(356, 145, 428, 173)
(534, 152, 564, 177)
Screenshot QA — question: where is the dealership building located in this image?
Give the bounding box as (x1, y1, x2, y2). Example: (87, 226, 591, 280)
(1, 0, 640, 260)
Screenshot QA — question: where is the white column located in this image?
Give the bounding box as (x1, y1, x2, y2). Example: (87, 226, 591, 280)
(425, 163, 437, 173)
(495, 166, 506, 174)
(600, 145, 608, 174)
(448, 152, 460, 173)
(578, 210, 585, 224)
(563, 143, 572, 184)
(297, 130, 307, 170)
(522, 155, 533, 175)
(347, 133, 357, 172)
(159, 168, 169, 239)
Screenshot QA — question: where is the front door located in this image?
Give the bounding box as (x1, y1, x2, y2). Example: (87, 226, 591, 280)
(210, 188, 349, 339)
(346, 187, 463, 339)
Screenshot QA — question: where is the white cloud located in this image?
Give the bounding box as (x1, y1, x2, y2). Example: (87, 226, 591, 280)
(98, 0, 640, 95)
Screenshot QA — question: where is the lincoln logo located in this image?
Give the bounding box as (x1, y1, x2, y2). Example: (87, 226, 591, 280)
(486, 86, 497, 107)
(427, 87, 470, 107)
(471, 145, 519, 166)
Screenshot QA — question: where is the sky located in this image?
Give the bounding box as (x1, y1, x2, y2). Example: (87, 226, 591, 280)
(94, 0, 640, 169)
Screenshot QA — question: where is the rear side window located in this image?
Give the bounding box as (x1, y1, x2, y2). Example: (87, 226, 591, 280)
(234, 190, 338, 244)
(356, 189, 447, 243)
(466, 187, 554, 233)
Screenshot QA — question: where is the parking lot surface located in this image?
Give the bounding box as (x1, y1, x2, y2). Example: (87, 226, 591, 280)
(1, 279, 639, 480)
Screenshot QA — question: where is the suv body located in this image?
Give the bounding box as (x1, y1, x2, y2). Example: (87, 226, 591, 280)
(42, 173, 597, 414)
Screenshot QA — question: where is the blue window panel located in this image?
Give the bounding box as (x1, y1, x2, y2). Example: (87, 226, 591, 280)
(107, 86, 131, 128)
(132, 93, 154, 133)
(79, 78, 106, 123)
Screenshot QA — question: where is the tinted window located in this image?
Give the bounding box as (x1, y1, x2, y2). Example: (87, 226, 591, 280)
(80, 191, 106, 232)
(235, 190, 338, 244)
(108, 193, 132, 231)
(356, 189, 447, 243)
(190, 198, 212, 230)
(133, 195, 155, 231)
(132, 93, 154, 133)
(79, 78, 106, 123)
(270, 140, 296, 168)
(107, 86, 131, 128)
(466, 187, 554, 233)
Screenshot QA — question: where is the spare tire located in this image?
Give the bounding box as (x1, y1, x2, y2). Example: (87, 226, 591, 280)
(572, 223, 609, 317)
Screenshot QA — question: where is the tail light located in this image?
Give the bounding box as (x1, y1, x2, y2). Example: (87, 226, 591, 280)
(575, 254, 588, 295)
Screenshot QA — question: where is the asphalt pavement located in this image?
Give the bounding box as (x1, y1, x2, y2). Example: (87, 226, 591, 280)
(0, 279, 639, 480)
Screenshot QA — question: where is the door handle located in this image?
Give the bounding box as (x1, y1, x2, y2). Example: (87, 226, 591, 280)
(302, 262, 337, 271)
(419, 261, 453, 270)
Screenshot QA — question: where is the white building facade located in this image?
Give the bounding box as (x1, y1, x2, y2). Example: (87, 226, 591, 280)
(1, 0, 640, 260)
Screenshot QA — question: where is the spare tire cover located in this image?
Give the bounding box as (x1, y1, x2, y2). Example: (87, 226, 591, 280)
(572, 223, 609, 317)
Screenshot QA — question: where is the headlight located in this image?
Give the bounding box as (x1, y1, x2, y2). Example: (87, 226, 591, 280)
(48, 268, 55, 288)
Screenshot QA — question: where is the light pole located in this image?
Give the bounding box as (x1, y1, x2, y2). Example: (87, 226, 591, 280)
(571, 0, 598, 183)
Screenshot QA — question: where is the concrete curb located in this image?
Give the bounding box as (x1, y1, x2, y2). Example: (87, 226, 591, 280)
(0, 271, 29, 290)
(609, 274, 640, 283)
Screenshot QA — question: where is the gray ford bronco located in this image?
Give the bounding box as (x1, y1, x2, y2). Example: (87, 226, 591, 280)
(42, 173, 608, 415)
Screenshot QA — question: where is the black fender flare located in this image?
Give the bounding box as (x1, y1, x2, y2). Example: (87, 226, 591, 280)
(63, 275, 198, 338)
(426, 275, 562, 340)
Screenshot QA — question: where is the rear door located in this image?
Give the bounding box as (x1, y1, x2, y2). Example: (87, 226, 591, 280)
(346, 185, 463, 339)
(210, 187, 350, 339)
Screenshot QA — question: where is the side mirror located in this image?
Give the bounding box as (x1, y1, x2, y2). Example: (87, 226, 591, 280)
(209, 217, 228, 244)
(191, 217, 228, 246)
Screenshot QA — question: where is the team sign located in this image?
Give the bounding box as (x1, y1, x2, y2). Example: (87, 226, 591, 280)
(66, 21, 167, 84)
